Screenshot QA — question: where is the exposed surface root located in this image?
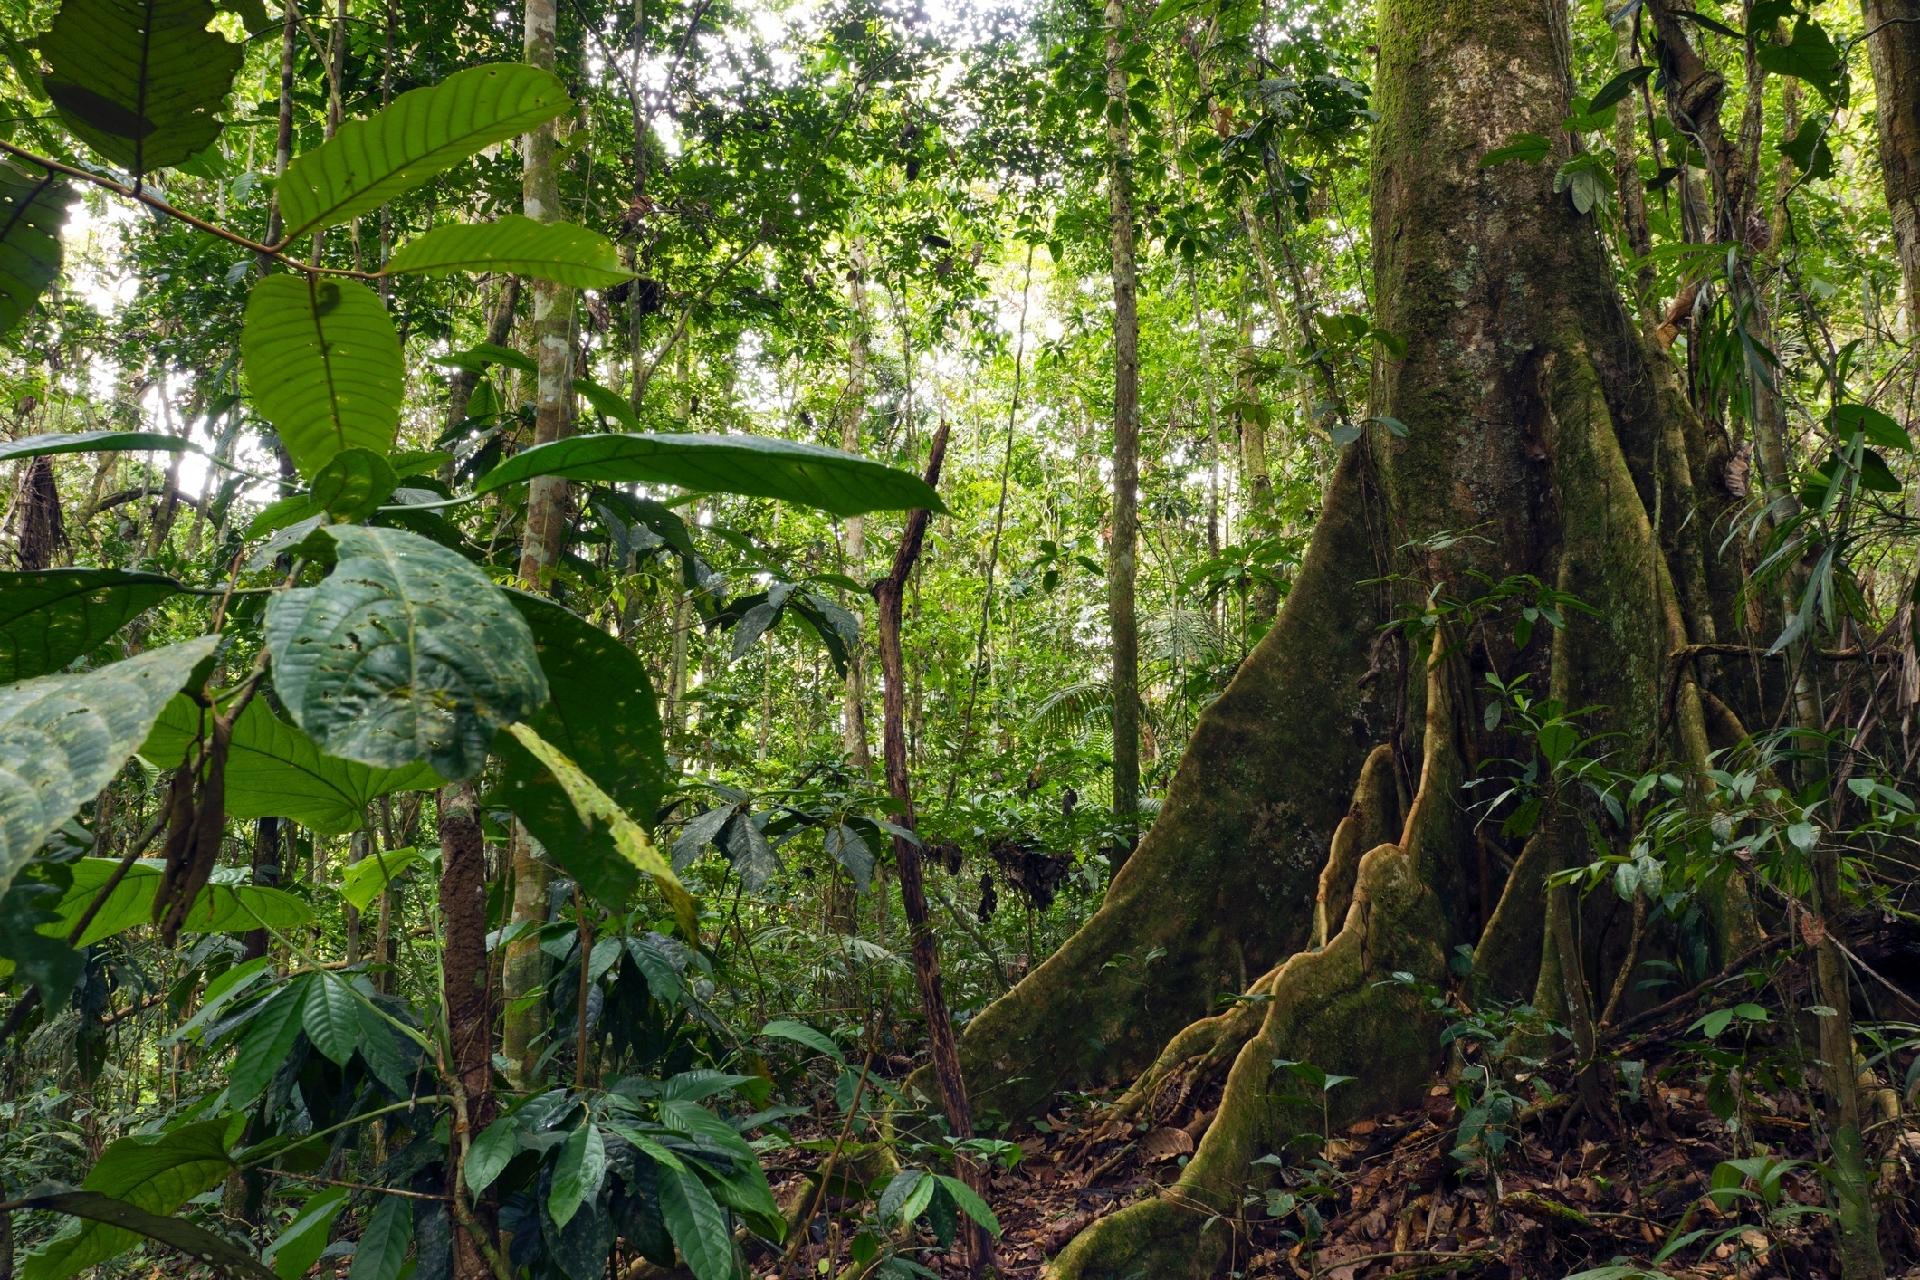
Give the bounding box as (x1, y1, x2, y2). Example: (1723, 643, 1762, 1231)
(1041, 652, 1470, 1279)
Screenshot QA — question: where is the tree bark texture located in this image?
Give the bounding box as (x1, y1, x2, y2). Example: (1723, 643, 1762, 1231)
(1104, 0, 1141, 851)
(948, 2, 1769, 1273)
(1864, 0, 1920, 339)
(502, 0, 576, 1087)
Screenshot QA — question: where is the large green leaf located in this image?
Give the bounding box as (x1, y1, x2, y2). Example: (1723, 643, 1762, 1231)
(0, 159, 74, 338)
(475, 433, 944, 518)
(386, 216, 634, 288)
(20, 1118, 238, 1280)
(495, 595, 665, 909)
(548, 1122, 607, 1230)
(277, 63, 570, 241)
(12, 1188, 274, 1280)
(262, 1187, 348, 1280)
(142, 693, 440, 835)
(39, 0, 243, 176)
(0, 430, 198, 464)
(5, 856, 310, 955)
(0, 637, 215, 902)
(265, 525, 546, 779)
(0, 568, 182, 681)
(242, 274, 405, 480)
(501, 723, 696, 936)
(226, 980, 308, 1108)
(345, 1192, 412, 1280)
(656, 1162, 732, 1280)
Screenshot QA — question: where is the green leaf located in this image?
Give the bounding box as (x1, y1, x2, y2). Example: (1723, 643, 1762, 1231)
(39, 0, 243, 176)
(877, 1170, 928, 1226)
(757, 1018, 844, 1064)
(0, 160, 75, 338)
(933, 1175, 999, 1235)
(20, 1119, 238, 1280)
(464, 1117, 518, 1195)
(340, 846, 425, 912)
(386, 216, 634, 288)
(345, 1193, 412, 1280)
(17, 855, 310, 953)
(1756, 19, 1844, 103)
(1587, 65, 1650, 113)
(1778, 118, 1833, 181)
(576, 377, 639, 429)
(13, 1188, 273, 1280)
(142, 694, 440, 835)
(475, 433, 945, 519)
(0, 568, 182, 681)
(264, 1187, 349, 1280)
(1478, 132, 1551, 167)
(242, 275, 405, 480)
(1830, 403, 1912, 452)
(657, 1162, 733, 1280)
(501, 723, 695, 936)
(0, 637, 215, 902)
(277, 63, 570, 241)
(723, 812, 778, 891)
(227, 981, 308, 1108)
(433, 341, 535, 375)
(266, 525, 547, 779)
(825, 823, 873, 891)
(312, 448, 400, 522)
(548, 1122, 608, 1230)
(495, 594, 666, 911)
(302, 971, 359, 1066)
(0, 430, 199, 464)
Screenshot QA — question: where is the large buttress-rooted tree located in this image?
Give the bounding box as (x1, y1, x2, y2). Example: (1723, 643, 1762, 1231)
(943, 2, 1758, 1273)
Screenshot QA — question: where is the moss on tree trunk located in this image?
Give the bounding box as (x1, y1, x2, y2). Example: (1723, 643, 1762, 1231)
(941, 0, 1769, 1273)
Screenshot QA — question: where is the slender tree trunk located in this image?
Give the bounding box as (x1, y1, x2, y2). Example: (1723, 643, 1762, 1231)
(1863, 0, 1920, 341)
(501, 0, 576, 1087)
(1104, 0, 1141, 857)
(841, 247, 874, 776)
(872, 422, 992, 1275)
(438, 782, 497, 1280)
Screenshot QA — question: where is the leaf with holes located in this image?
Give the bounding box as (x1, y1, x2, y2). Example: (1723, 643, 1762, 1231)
(39, 0, 243, 176)
(495, 594, 666, 910)
(0, 160, 74, 338)
(501, 723, 695, 936)
(387, 216, 634, 288)
(277, 64, 569, 241)
(0, 637, 215, 902)
(19, 1119, 239, 1280)
(242, 275, 403, 480)
(265, 525, 546, 779)
(142, 694, 440, 835)
(476, 433, 944, 518)
(0, 568, 182, 681)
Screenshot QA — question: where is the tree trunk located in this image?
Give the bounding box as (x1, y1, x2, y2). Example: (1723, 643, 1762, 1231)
(841, 240, 873, 777)
(872, 422, 992, 1275)
(1864, 0, 1920, 341)
(1104, 0, 1141, 857)
(501, 0, 576, 1087)
(947, 2, 1762, 1273)
(438, 782, 498, 1280)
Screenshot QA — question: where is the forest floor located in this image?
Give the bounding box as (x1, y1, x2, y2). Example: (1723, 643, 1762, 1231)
(769, 1044, 1920, 1280)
